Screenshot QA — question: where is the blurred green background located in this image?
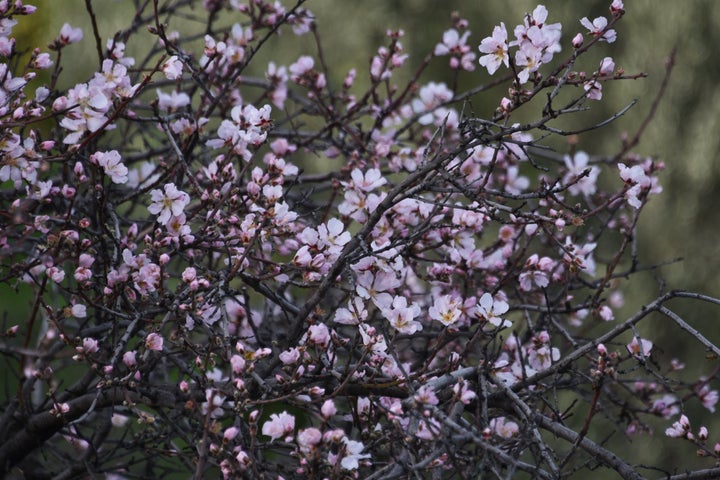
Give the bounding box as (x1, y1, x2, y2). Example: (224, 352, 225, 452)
(7, 0, 720, 476)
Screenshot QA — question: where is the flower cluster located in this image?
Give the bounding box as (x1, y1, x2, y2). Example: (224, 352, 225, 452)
(478, 5, 562, 83)
(1, 1, 718, 479)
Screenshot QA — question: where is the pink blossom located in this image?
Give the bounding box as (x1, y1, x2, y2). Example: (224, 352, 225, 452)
(157, 89, 190, 111)
(665, 415, 690, 438)
(265, 61, 288, 108)
(261, 411, 295, 441)
(508, 5, 562, 82)
(289, 55, 314, 81)
(355, 270, 401, 309)
(514, 43, 543, 84)
(429, 294, 462, 326)
(618, 163, 652, 209)
(599, 56, 615, 76)
(336, 438, 371, 470)
(598, 305, 614, 321)
(32, 52, 52, 69)
(415, 418, 441, 440)
(235, 449, 250, 469)
(611, 0, 624, 15)
(334, 297, 368, 325)
(148, 183, 190, 224)
(202, 388, 226, 418)
(411, 82, 454, 125)
(270, 201, 298, 226)
(490, 417, 519, 439)
(321, 399, 337, 418)
(93, 150, 128, 184)
(287, 8, 314, 35)
(382, 295, 423, 334)
(357, 323, 388, 355)
(81, 337, 99, 354)
(527, 344, 560, 371)
(74, 253, 95, 283)
(414, 385, 439, 405)
(478, 22, 509, 75)
(519, 254, 553, 291)
(453, 379, 477, 404)
(50, 402, 70, 416)
(122, 350, 137, 367)
(584, 79, 603, 100)
(697, 384, 719, 413)
(434, 28, 475, 71)
(71, 304, 87, 318)
(297, 427, 322, 453)
(563, 237, 597, 276)
(181, 267, 197, 283)
(563, 151, 599, 196)
(162, 55, 183, 80)
(59, 23, 83, 44)
(348, 168, 387, 193)
(307, 323, 330, 347)
(626, 337, 652, 358)
(107, 39, 132, 64)
(223, 426, 239, 443)
(262, 184, 283, 203)
(230, 354, 246, 374)
(618, 163, 651, 186)
(338, 190, 385, 223)
(651, 394, 680, 419)
(572, 33, 583, 48)
(580, 16, 616, 43)
(145, 332, 164, 351)
(476, 292, 510, 328)
(47, 266, 65, 283)
(0, 18, 17, 36)
(133, 263, 161, 294)
(279, 348, 300, 365)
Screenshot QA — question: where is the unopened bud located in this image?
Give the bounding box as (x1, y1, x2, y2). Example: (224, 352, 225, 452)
(572, 33, 583, 48)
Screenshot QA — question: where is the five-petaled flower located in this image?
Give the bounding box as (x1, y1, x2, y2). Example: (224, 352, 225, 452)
(148, 183, 190, 224)
(92, 150, 128, 184)
(476, 292, 511, 328)
(478, 22, 509, 75)
(627, 337, 652, 358)
(429, 294, 462, 326)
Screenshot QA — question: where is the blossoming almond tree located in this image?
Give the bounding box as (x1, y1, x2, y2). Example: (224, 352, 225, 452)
(1, 0, 719, 479)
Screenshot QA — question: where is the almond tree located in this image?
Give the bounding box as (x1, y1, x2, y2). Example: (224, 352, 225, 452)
(1, 1, 718, 479)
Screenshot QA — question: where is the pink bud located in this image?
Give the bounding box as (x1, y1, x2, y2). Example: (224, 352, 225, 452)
(53, 96, 68, 111)
(500, 97, 513, 112)
(572, 33, 583, 48)
(680, 415, 691, 429)
(321, 399, 336, 418)
(223, 426, 239, 442)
